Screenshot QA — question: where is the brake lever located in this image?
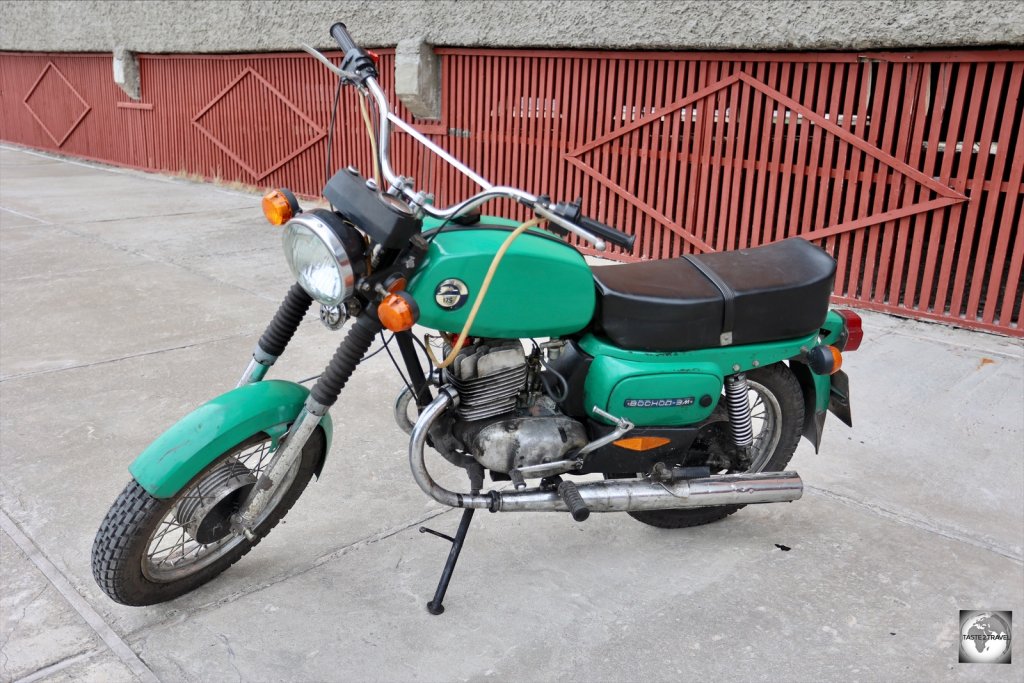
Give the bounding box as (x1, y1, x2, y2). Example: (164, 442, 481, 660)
(300, 43, 362, 83)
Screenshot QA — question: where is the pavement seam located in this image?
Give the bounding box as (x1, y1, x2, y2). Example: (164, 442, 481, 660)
(0, 511, 160, 683)
(806, 485, 1023, 564)
(0, 206, 53, 225)
(124, 506, 454, 642)
(0, 332, 257, 383)
(77, 205, 257, 225)
(11, 647, 104, 683)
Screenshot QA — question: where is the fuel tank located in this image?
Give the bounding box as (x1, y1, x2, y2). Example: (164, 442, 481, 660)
(407, 223, 596, 338)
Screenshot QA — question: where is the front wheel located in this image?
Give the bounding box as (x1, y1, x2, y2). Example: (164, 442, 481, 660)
(624, 362, 804, 529)
(92, 428, 324, 606)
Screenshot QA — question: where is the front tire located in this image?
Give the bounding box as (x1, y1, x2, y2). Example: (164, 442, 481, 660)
(92, 428, 324, 606)
(626, 362, 804, 529)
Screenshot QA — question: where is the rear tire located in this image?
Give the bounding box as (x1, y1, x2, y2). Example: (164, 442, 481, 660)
(92, 428, 324, 606)
(626, 362, 803, 529)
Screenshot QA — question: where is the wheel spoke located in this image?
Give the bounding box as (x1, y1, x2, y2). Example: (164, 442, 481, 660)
(142, 435, 297, 582)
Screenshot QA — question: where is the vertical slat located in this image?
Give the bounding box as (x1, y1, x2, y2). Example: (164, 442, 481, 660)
(848, 61, 893, 299)
(762, 62, 791, 244)
(773, 64, 803, 243)
(917, 63, 967, 310)
(787, 62, 817, 242)
(738, 61, 769, 251)
(964, 64, 1020, 320)
(751, 62, 782, 247)
(932, 62, 988, 312)
(946, 63, 1006, 315)
(872, 63, 918, 303)
(724, 63, 753, 251)
(832, 62, 871, 295)
(887, 64, 933, 306)
(997, 174, 1024, 328)
(987, 66, 1024, 326)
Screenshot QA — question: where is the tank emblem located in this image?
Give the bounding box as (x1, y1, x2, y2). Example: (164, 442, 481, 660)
(435, 278, 469, 310)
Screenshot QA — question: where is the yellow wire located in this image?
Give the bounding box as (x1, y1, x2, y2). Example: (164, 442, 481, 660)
(425, 218, 543, 369)
(359, 96, 381, 188)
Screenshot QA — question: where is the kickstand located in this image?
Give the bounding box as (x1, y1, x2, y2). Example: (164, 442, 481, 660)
(418, 465, 483, 615)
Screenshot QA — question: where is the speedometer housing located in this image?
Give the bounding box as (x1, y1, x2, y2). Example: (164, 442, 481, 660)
(323, 167, 421, 249)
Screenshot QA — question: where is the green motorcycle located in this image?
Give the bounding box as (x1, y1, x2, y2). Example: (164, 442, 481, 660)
(92, 23, 862, 614)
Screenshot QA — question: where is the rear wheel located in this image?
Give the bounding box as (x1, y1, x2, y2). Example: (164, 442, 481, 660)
(625, 363, 803, 529)
(92, 428, 324, 606)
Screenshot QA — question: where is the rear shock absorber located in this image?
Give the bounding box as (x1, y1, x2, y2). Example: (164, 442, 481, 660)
(724, 373, 753, 448)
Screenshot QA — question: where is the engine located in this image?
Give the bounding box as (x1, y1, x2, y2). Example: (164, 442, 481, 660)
(440, 340, 588, 474)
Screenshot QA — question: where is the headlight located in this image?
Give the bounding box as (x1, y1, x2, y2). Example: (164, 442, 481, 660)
(282, 210, 366, 306)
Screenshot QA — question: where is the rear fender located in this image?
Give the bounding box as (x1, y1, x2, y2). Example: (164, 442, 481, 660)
(129, 380, 333, 499)
(790, 310, 848, 452)
(790, 361, 829, 453)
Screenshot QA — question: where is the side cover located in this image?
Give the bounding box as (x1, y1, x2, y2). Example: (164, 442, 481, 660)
(579, 332, 819, 427)
(129, 380, 333, 499)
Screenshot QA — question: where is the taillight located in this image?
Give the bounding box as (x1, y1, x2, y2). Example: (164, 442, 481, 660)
(837, 309, 863, 351)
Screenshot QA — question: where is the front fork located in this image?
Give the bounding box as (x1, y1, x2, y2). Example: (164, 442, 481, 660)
(229, 284, 384, 538)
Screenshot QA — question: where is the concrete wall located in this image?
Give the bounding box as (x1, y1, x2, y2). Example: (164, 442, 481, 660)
(2, 0, 1023, 53)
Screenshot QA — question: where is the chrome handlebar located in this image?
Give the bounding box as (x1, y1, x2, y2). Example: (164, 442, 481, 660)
(353, 61, 608, 250)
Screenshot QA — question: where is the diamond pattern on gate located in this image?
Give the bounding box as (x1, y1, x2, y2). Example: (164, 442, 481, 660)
(565, 71, 967, 254)
(192, 68, 325, 181)
(22, 62, 91, 147)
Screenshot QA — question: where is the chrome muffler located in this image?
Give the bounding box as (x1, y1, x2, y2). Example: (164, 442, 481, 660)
(409, 388, 803, 514)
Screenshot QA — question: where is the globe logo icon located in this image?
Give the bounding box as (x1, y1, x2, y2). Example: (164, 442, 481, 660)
(959, 611, 1011, 664)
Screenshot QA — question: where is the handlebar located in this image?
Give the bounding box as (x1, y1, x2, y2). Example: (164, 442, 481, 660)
(323, 23, 631, 253)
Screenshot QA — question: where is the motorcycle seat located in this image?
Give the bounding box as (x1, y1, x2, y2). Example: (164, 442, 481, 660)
(590, 238, 836, 352)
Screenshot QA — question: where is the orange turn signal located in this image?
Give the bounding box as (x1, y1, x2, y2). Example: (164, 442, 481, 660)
(613, 436, 672, 452)
(262, 188, 296, 226)
(807, 344, 844, 375)
(378, 291, 419, 332)
(827, 345, 843, 374)
(385, 276, 408, 293)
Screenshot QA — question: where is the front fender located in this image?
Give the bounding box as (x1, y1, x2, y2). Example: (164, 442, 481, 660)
(129, 380, 333, 499)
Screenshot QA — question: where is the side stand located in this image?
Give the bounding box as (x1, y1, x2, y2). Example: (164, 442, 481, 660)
(418, 465, 484, 615)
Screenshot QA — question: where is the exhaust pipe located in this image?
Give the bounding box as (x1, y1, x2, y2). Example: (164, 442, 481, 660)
(410, 388, 803, 514)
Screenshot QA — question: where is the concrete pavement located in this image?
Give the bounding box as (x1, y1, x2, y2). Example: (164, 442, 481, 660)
(1, 143, 1022, 682)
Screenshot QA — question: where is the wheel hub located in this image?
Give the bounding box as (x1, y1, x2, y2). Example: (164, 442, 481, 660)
(175, 460, 257, 544)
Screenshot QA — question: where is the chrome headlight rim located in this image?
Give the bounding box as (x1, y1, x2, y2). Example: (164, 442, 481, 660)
(282, 210, 363, 307)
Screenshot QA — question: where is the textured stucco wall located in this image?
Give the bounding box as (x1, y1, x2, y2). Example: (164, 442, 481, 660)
(1, 0, 1022, 53)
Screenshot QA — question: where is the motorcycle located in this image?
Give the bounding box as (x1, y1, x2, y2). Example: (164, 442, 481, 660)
(92, 23, 862, 615)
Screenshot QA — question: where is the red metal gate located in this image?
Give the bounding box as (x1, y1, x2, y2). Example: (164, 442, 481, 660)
(1, 49, 1021, 335)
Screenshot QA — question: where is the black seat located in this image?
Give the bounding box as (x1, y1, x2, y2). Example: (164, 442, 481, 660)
(591, 238, 836, 352)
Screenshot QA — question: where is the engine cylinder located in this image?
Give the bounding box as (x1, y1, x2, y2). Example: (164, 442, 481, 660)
(444, 342, 527, 421)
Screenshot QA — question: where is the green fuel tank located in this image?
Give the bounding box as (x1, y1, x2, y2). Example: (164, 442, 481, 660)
(406, 223, 596, 338)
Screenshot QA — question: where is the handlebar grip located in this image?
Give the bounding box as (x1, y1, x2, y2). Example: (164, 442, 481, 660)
(578, 215, 636, 252)
(330, 22, 359, 53)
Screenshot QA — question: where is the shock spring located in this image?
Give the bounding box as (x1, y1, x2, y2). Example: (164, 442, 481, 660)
(724, 373, 754, 448)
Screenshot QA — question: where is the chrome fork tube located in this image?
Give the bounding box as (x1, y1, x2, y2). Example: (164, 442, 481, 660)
(232, 399, 325, 538)
(236, 346, 279, 387)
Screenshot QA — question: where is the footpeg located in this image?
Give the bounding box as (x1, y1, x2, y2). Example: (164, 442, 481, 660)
(651, 463, 712, 483)
(557, 481, 590, 522)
